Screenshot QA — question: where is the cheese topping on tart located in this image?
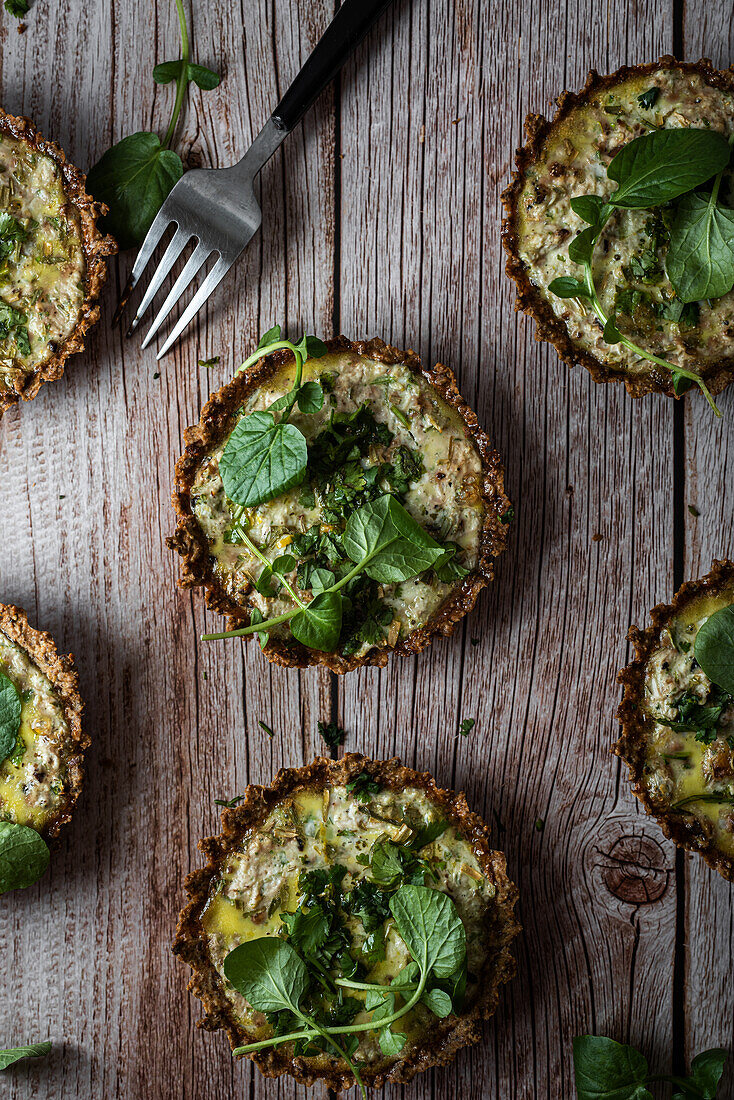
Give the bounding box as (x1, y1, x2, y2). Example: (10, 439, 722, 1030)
(191, 348, 484, 657)
(516, 68, 734, 377)
(0, 133, 86, 397)
(202, 783, 497, 1067)
(642, 585, 734, 855)
(0, 630, 71, 830)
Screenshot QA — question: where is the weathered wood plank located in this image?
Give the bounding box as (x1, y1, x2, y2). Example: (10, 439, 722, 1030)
(681, 3, 734, 1086)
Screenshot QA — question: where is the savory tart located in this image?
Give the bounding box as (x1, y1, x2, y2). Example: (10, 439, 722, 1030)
(502, 58, 734, 404)
(169, 332, 511, 673)
(0, 109, 115, 415)
(174, 754, 519, 1091)
(0, 603, 86, 840)
(615, 561, 734, 879)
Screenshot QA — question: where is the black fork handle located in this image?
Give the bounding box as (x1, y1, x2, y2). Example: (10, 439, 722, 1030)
(272, 0, 396, 133)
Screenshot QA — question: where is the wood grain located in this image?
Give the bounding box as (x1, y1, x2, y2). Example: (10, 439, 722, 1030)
(0, 1, 732, 1098)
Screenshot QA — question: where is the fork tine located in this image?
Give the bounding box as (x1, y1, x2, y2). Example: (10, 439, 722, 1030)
(140, 242, 211, 350)
(112, 207, 175, 326)
(155, 255, 231, 359)
(126, 227, 193, 335)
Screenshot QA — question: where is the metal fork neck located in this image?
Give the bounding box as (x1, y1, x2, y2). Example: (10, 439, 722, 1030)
(230, 117, 288, 181)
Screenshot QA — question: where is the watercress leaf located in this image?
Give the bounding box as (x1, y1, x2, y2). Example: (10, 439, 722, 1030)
(603, 315, 623, 344)
(420, 987, 453, 1018)
(219, 411, 308, 507)
(308, 567, 335, 594)
(0, 822, 50, 894)
(572, 1035, 652, 1100)
(0, 1042, 52, 1071)
(390, 960, 419, 989)
(223, 937, 309, 1015)
(569, 226, 599, 265)
(255, 565, 274, 596)
(0, 670, 21, 762)
(389, 884, 466, 980)
(249, 608, 269, 650)
(548, 276, 591, 300)
(271, 554, 296, 576)
(152, 60, 221, 90)
(378, 1023, 407, 1058)
(257, 324, 282, 350)
(571, 194, 606, 225)
(694, 605, 734, 695)
(290, 591, 343, 651)
(666, 190, 734, 303)
(87, 132, 183, 250)
(607, 128, 730, 209)
(342, 495, 446, 585)
(186, 63, 221, 90)
(297, 380, 324, 414)
(685, 1048, 729, 1098)
(672, 370, 694, 396)
(152, 60, 183, 84)
(305, 336, 328, 358)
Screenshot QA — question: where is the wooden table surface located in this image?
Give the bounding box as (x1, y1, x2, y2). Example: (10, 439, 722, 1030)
(2, 0, 734, 1097)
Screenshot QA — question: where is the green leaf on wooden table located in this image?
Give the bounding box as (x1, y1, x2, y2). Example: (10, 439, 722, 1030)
(0, 670, 21, 762)
(223, 937, 309, 1015)
(675, 1048, 729, 1098)
(0, 822, 50, 894)
(152, 60, 220, 90)
(694, 605, 734, 695)
(666, 190, 734, 303)
(342, 495, 446, 585)
(219, 410, 308, 507)
(389, 884, 466, 980)
(290, 591, 343, 651)
(87, 132, 183, 249)
(573, 1036, 653, 1100)
(0, 1042, 51, 1071)
(606, 128, 730, 209)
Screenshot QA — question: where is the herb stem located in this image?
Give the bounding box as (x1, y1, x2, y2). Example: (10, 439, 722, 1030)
(301, 1014, 368, 1100)
(235, 526, 307, 611)
(201, 606, 296, 642)
(323, 978, 426, 1036)
(232, 1029, 315, 1055)
(164, 0, 190, 150)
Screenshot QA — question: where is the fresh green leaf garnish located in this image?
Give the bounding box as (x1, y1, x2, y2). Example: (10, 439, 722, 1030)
(573, 1034, 727, 1100)
(290, 590, 343, 651)
(0, 1042, 51, 1070)
(667, 185, 734, 303)
(317, 720, 347, 749)
(3, 0, 29, 18)
(0, 822, 50, 894)
(0, 299, 31, 356)
(346, 771, 381, 803)
(694, 605, 734, 695)
(87, 0, 219, 247)
(0, 670, 22, 763)
(458, 717, 475, 737)
(637, 87, 660, 110)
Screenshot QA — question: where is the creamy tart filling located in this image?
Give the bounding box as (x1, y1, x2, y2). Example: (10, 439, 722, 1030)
(641, 586, 734, 855)
(191, 349, 484, 657)
(0, 133, 86, 396)
(202, 783, 497, 1066)
(516, 68, 734, 377)
(0, 631, 71, 830)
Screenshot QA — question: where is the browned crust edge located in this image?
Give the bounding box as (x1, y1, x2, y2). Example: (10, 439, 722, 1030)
(0, 603, 87, 841)
(173, 753, 520, 1091)
(501, 56, 734, 401)
(0, 108, 117, 416)
(614, 559, 734, 880)
(167, 336, 511, 673)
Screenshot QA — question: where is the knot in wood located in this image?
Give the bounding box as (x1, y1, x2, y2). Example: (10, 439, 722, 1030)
(595, 832, 669, 905)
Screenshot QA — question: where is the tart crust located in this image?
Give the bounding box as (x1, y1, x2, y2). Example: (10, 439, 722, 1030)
(173, 753, 520, 1091)
(168, 336, 511, 673)
(501, 57, 734, 401)
(614, 560, 734, 879)
(0, 603, 87, 840)
(0, 108, 116, 416)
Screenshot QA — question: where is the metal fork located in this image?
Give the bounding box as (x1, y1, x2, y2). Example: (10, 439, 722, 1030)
(116, 0, 395, 359)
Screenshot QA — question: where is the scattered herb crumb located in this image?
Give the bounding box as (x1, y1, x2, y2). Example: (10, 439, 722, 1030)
(214, 794, 244, 808)
(535, 817, 545, 832)
(202, 671, 207, 680)
(153, 371, 160, 379)
(688, 504, 700, 517)
(317, 720, 347, 749)
(500, 507, 515, 524)
(59, 494, 65, 499)
(458, 718, 475, 737)
(198, 356, 220, 368)
(258, 720, 275, 739)
(592, 532, 603, 542)
(470, 637, 480, 647)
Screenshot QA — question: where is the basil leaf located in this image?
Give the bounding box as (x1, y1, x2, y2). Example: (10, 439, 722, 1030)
(152, 60, 220, 90)
(389, 884, 466, 980)
(420, 987, 453, 1018)
(607, 128, 730, 209)
(223, 937, 308, 1015)
(296, 381, 324, 414)
(0, 1042, 52, 1071)
(694, 605, 734, 695)
(0, 822, 50, 894)
(219, 410, 308, 507)
(249, 608, 269, 650)
(290, 591, 343, 651)
(87, 132, 183, 249)
(0, 670, 21, 762)
(342, 495, 446, 584)
(548, 276, 591, 299)
(573, 1036, 652, 1100)
(666, 191, 734, 303)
